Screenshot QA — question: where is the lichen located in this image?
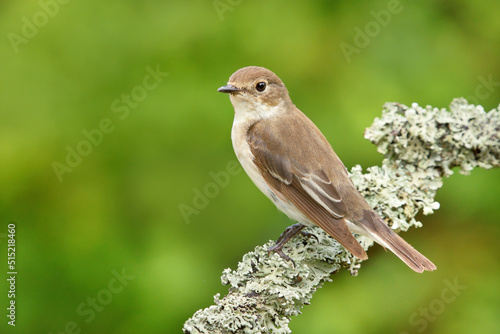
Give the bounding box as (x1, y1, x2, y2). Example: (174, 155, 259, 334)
(183, 99, 500, 333)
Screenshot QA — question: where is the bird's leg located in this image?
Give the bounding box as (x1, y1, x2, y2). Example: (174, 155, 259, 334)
(268, 223, 306, 264)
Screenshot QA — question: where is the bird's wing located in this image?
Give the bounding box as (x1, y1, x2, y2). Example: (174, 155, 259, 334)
(247, 116, 367, 260)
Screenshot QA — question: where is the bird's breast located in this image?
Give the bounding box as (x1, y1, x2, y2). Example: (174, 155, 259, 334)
(231, 119, 314, 226)
(231, 120, 272, 199)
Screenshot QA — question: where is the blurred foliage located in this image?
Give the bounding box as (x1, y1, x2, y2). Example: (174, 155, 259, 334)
(0, 0, 499, 333)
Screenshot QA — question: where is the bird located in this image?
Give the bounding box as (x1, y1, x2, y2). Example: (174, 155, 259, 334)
(217, 66, 436, 273)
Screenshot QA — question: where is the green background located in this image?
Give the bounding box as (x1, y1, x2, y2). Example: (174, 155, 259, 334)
(1, 0, 499, 333)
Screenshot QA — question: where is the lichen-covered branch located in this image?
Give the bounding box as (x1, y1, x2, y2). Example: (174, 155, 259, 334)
(183, 99, 500, 334)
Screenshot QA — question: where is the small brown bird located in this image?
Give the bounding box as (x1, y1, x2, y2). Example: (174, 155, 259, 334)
(218, 66, 436, 273)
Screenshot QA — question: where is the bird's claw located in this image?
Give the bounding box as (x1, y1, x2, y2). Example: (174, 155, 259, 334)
(268, 245, 296, 266)
(300, 230, 319, 243)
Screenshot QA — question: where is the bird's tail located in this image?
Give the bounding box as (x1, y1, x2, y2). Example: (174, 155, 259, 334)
(360, 211, 436, 273)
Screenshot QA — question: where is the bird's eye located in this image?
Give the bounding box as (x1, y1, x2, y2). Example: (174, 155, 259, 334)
(255, 82, 267, 92)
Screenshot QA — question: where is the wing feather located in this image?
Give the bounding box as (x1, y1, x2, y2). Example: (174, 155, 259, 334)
(247, 119, 367, 260)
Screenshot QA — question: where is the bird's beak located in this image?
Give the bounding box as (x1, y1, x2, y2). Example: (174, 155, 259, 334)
(217, 84, 243, 94)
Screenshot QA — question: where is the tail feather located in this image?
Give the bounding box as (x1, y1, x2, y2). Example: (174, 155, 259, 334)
(372, 229, 436, 273)
(360, 210, 436, 273)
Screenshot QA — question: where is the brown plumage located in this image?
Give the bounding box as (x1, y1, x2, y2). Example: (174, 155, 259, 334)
(219, 66, 436, 273)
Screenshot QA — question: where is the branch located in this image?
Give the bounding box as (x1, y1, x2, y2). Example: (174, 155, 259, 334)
(183, 99, 500, 334)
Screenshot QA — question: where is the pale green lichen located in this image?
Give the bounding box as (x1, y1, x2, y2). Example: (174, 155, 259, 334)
(184, 234, 352, 334)
(183, 99, 500, 334)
